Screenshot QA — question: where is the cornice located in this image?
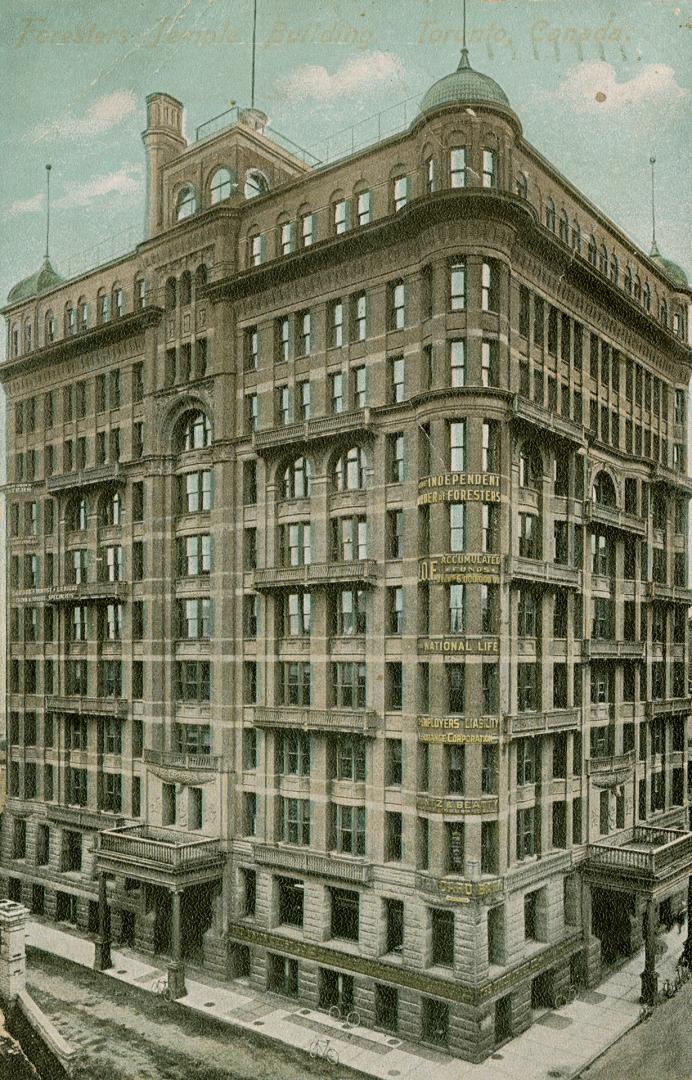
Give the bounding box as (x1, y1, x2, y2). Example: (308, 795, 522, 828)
(0, 306, 163, 385)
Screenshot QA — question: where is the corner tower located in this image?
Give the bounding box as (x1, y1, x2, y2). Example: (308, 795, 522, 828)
(142, 93, 186, 239)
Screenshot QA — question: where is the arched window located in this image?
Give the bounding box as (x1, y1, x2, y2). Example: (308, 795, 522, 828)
(599, 245, 608, 275)
(643, 283, 651, 312)
(65, 303, 77, 336)
(134, 276, 147, 311)
(195, 264, 208, 290)
(545, 198, 555, 231)
(244, 169, 269, 199)
(77, 296, 89, 331)
(100, 491, 123, 527)
(97, 288, 110, 324)
(210, 167, 234, 204)
(11, 324, 19, 358)
(559, 210, 569, 242)
(515, 173, 528, 200)
(23, 319, 32, 352)
(68, 496, 89, 532)
(179, 271, 192, 306)
(176, 184, 198, 221)
(112, 285, 125, 318)
(165, 277, 177, 310)
(592, 471, 616, 507)
(282, 456, 313, 500)
(660, 299, 668, 326)
(588, 237, 598, 265)
(177, 410, 212, 452)
(333, 447, 368, 492)
(624, 266, 633, 295)
(633, 275, 642, 303)
(610, 254, 619, 285)
(519, 443, 543, 489)
(45, 310, 55, 344)
(571, 221, 582, 253)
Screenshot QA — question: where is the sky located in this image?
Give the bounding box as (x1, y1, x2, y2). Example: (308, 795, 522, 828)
(0, 0, 690, 325)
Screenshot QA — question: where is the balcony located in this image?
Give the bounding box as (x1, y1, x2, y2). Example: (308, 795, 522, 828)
(583, 501, 647, 536)
(253, 844, 372, 884)
(512, 394, 585, 445)
(651, 465, 692, 496)
(46, 805, 125, 831)
(505, 708, 581, 737)
(46, 695, 129, 718)
(645, 697, 692, 719)
(253, 704, 377, 735)
(49, 581, 128, 603)
(96, 824, 224, 885)
(253, 560, 377, 590)
(583, 639, 646, 660)
(143, 749, 220, 771)
(253, 409, 373, 454)
(646, 581, 692, 604)
(504, 555, 581, 589)
(47, 463, 126, 494)
(587, 825, 692, 885)
(586, 750, 635, 786)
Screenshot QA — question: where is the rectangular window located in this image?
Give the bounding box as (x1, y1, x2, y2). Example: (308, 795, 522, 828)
(450, 147, 466, 187)
(390, 358, 405, 403)
(481, 340, 499, 386)
(329, 300, 344, 348)
(482, 148, 497, 188)
(449, 419, 466, 470)
(450, 259, 465, 310)
(482, 261, 498, 311)
(450, 339, 465, 387)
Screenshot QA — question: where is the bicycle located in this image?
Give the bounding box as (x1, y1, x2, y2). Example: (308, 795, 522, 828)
(309, 1037, 339, 1065)
(554, 984, 578, 1009)
(151, 974, 172, 1002)
(328, 1003, 361, 1026)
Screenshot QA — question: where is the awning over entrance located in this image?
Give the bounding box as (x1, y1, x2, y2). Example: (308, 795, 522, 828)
(95, 824, 224, 888)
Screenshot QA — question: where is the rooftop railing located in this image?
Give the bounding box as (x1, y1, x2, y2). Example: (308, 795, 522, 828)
(98, 824, 221, 869)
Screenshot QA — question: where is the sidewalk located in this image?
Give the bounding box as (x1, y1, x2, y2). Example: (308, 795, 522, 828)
(26, 918, 687, 1080)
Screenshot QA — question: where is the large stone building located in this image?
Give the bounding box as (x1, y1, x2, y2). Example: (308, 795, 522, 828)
(2, 49, 692, 1061)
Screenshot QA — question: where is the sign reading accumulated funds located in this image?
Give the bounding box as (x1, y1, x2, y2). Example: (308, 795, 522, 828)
(417, 472, 502, 505)
(418, 553, 501, 585)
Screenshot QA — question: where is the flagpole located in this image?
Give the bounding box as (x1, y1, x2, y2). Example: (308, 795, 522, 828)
(45, 164, 52, 260)
(251, 0, 258, 108)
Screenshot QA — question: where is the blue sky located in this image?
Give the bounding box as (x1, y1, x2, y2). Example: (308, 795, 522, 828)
(1, 0, 690, 323)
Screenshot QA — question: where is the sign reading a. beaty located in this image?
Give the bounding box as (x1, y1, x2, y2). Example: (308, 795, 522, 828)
(417, 715, 499, 744)
(418, 472, 502, 505)
(418, 553, 501, 584)
(419, 636, 500, 654)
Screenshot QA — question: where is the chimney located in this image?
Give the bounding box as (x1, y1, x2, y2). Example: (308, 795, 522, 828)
(142, 93, 187, 239)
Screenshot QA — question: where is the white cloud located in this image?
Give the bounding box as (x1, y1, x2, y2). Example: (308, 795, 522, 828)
(548, 62, 687, 113)
(31, 90, 137, 142)
(10, 193, 44, 215)
(280, 52, 404, 104)
(54, 165, 144, 209)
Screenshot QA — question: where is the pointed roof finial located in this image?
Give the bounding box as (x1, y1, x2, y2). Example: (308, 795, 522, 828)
(44, 164, 52, 262)
(457, 0, 471, 70)
(649, 155, 660, 258)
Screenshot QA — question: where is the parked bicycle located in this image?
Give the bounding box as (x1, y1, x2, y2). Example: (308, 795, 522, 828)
(328, 1003, 361, 1026)
(309, 1037, 339, 1065)
(151, 974, 172, 1002)
(554, 984, 578, 1009)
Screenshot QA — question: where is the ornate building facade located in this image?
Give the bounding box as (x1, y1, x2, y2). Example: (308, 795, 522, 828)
(2, 50, 692, 1061)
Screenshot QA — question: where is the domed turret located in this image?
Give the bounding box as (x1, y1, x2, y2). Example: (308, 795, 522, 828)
(7, 256, 64, 304)
(419, 48, 512, 117)
(649, 240, 688, 290)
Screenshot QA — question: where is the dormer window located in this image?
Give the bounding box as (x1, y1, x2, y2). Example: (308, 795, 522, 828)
(393, 176, 409, 211)
(244, 169, 269, 199)
(356, 190, 371, 226)
(176, 185, 198, 221)
(210, 167, 233, 204)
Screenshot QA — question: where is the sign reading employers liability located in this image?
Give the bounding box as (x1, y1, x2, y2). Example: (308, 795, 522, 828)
(417, 715, 499, 745)
(417, 472, 502, 505)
